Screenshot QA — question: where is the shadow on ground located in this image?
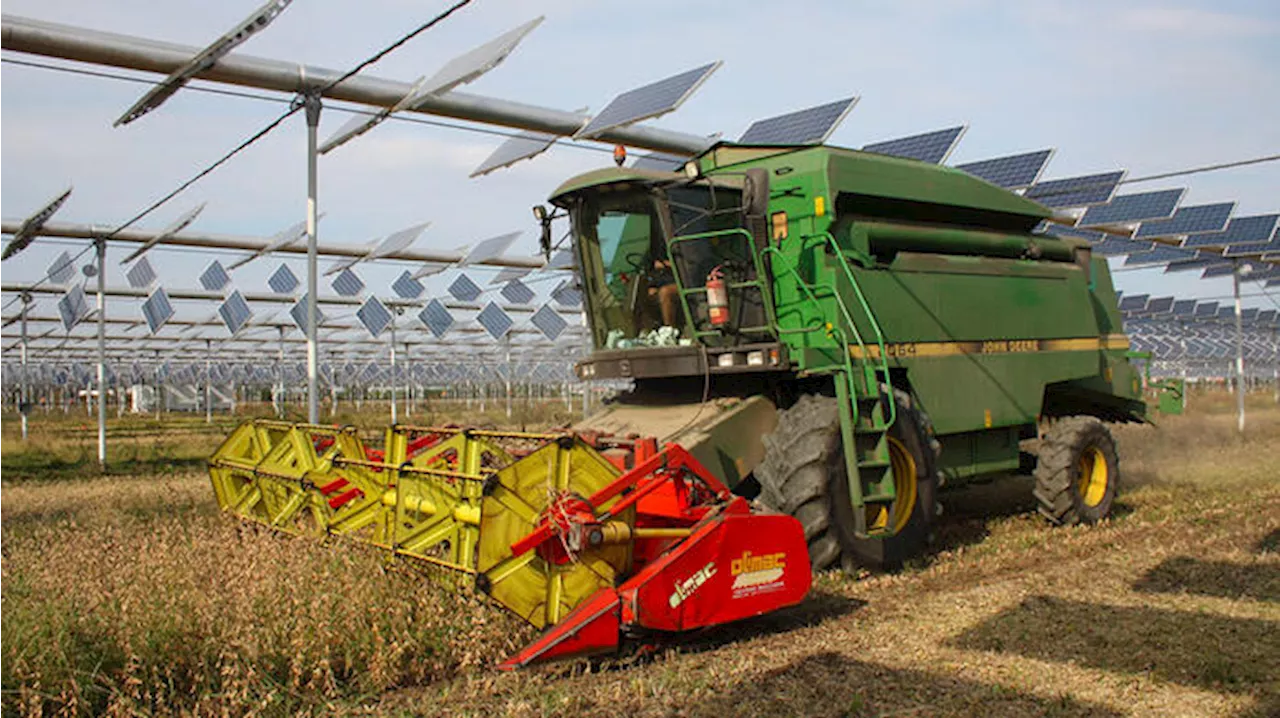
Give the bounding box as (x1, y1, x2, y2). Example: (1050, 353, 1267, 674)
(948, 595, 1279, 717)
(1135, 556, 1280, 603)
(697, 650, 1124, 718)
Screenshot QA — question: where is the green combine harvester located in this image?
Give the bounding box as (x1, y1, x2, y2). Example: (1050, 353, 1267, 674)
(212, 140, 1146, 665)
(542, 141, 1146, 571)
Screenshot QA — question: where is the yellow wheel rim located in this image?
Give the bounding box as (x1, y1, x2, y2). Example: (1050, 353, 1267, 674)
(1076, 446, 1109, 507)
(866, 436, 918, 535)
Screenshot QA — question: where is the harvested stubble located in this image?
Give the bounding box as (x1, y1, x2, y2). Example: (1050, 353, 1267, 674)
(2, 393, 1278, 717)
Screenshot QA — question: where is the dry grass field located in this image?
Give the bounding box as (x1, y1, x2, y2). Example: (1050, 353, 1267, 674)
(2, 392, 1277, 717)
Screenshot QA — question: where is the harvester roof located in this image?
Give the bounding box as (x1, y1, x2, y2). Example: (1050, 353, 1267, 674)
(550, 142, 1053, 225)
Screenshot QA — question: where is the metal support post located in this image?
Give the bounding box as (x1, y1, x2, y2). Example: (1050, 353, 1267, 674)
(205, 338, 213, 423)
(305, 93, 321, 424)
(275, 325, 285, 417)
(1232, 262, 1246, 433)
(20, 292, 30, 440)
(95, 236, 107, 469)
(389, 315, 398, 424)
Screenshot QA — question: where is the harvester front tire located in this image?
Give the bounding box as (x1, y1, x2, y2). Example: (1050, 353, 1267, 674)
(755, 394, 846, 571)
(755, 391, 938, 573)
(1033, 416, 1119, 525)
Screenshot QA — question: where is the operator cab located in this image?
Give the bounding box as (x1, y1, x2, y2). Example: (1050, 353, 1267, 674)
(547, 166, 779, 379)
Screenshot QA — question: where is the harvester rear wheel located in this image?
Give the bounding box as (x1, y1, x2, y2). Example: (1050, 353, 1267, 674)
(755, 391, 938, 572)
(1033, 416, 1118, 525)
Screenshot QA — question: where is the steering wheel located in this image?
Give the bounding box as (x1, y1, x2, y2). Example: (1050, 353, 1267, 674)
(623, 251, 649, 274)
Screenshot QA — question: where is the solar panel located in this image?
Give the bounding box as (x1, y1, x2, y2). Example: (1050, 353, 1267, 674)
(412, 262, 449, 280)
(417, 16, 544, 100)
(1135, 202, 1234, 238)
(48, 251, 77, 286)
(1092, 238, 1154, 256)
(356, 297, 392, 337)
(476, 301, 514, 340)
(331, 268, 365, 297)
(1118, 294, 1149, 312)
(264, 264, 297, 294)
(551, 279, 582, 308)
(418, 298, 454, 338)
(199, 261, 231, 292)
(124, 256, 157, 289)
(462, 231, 521, 265)
(1257, 309, 1278, 324)
(1146, 296, 1175, 314)
(218, 290, 252, 334)
(1224, 238, 1280, 258)
(547, 249, 575, 271)
(448, 273, 483, 302)
(490, 266, 534, 284)
(141, 288, 174, 333)
(471, 129, 558, 177)
(576, 62, 721, 139)
(1182, 215, 1274, 249)
(862, 125, 966, 164)
(1201, 263, 1238, 278)
(1162, 256, 1225, 273)
(738, 97, 858, 145)
(289, 294, 325, 333)
(57, 285, 89, 331)
(1122, 245, 1197, 265)
(500, 277, 535, 304)
(631, 151, 690, 172)
(530, 304, 568, 340)
(953, 149, 1053, 189)
(1024, 170, 1124, 208)
(370, 223, 429, 259)
(391, 270, 424, 299)
(1241, 307, 1259, 322)
(1172, 299, 1196, 316)
(1215, 306, 1235, 320)
(1078, 188, 1185, 226)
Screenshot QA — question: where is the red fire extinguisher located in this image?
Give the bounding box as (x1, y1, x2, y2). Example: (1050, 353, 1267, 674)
(707, 266, 729, 327)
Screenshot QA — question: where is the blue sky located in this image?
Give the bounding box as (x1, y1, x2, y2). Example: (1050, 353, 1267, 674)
(2, 0, 1279, 326)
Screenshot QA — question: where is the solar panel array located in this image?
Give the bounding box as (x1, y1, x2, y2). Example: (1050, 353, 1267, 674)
(861, 125, 966, 164)
(577, 62, 721, 139)
(953, 149, 1052, 189)
(738, 97, 857, 145)
(462, 232, 520, 265)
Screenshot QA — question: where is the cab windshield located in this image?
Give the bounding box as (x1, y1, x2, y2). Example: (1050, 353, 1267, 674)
(573, 182, 760, 350)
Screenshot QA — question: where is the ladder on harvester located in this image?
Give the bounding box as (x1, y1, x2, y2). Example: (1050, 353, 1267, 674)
(762, 233, 899, 539)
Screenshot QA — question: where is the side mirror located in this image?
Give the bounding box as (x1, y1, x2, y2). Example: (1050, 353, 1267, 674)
(533, 205, 552, 260)
(742, 168, 769, 218)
